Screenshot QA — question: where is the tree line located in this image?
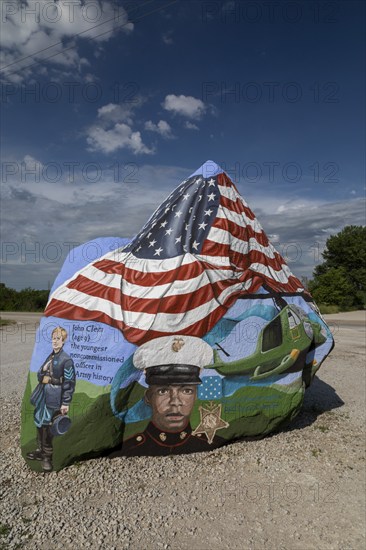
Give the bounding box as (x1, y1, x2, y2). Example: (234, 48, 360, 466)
(0, 285, 49, 312)
(308, 225, 365, 311)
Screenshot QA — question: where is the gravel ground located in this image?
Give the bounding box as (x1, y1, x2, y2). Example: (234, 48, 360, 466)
(0, 311, 365, 549)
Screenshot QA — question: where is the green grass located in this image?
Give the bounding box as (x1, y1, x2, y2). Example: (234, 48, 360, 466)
(318, 304, 366, 314)
(318, 304, 340, 314)
(0, 524, 11, 537)
(21, 366, 306, 471)
(311, 448, 322, 457)
(315, 425, 329, 432)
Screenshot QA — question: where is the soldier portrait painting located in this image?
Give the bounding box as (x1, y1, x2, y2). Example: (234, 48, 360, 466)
(26, 326, 76, 472)
(109, 336, 228, 457)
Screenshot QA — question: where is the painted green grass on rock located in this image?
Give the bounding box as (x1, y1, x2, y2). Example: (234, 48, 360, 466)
(21, 371, 305, 471)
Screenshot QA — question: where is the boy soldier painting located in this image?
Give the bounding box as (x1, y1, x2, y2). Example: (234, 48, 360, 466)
(27, 326, 76, 472)
(110, 335, 228, 457)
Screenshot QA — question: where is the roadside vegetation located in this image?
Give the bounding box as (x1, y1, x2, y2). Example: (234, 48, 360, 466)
(309, 225, 366, 312)
(0, 285, 49, 312)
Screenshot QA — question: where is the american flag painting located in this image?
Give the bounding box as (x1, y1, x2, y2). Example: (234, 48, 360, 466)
(45, 161, 306, 344)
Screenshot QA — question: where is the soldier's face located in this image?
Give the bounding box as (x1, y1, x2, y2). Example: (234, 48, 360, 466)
(52, 331, 64, 352)
(145, 385, 197, 432)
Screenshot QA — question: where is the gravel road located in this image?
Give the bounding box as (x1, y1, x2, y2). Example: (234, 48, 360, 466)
(0, 311, 365, 549)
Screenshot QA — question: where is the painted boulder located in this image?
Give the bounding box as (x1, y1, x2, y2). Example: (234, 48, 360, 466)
(21, 161, 334, 472)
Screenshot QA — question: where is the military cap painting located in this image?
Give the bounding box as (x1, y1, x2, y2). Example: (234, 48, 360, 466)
(109, 336, 228, 457)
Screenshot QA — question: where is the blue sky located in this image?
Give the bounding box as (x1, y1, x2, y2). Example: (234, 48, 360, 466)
(1, 0, 365, 289)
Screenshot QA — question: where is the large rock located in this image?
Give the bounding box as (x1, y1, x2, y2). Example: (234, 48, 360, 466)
(21, 161, 334, 471)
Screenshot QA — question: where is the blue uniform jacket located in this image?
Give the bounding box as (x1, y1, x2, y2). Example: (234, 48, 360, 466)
(37, 349, 76, 409)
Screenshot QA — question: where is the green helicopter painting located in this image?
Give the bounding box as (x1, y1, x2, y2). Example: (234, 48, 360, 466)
(209, 305, 327, 380)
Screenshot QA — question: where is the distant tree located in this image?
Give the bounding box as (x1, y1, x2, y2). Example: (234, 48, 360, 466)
(309, 267, 358, 309)
(309, 226, 366, 309)
(0, 284, 17, 310)
(0, 285, 49, 311)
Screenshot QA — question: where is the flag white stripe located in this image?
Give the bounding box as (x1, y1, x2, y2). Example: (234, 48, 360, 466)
(119, 267, 239, 298)
(143, 282, 246, 332)
(196, 254, 232, 267)
(218, 184, 253, 209)
(78, 265, 122, 289)
(250, 262, 293, 283)
(218, 184, 241, 202)
(50, 281, 247, 332)
(216, 204, 264, 234)
(51, 287, 124, 321)
(46, 248, 129, 304)
(199, 256, 294, 285)
(52, 258, 240, 301)
(94, 248, 130, 264)
(46, 174, 305, 340)
(80, 262, 231, 297)
(206, 227, 277, 258)
(47, 253, 199, 304)
(101, 251, 197, 272)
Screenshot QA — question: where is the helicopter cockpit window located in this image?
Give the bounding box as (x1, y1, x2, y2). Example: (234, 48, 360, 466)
(287, 309, 301, 329)
(262, 315, 282, 352)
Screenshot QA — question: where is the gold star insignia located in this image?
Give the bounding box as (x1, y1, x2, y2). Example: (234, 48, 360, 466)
(192, 402, 229, 444)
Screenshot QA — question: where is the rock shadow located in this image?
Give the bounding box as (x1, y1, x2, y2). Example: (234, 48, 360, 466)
(284, 375, 345, 432)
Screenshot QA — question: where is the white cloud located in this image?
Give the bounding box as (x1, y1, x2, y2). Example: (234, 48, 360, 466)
(98, 103, 121, 118)
(0, 1, 133, 82)
(184, 121, 199, 131)
(22, 154, 43, 171)
(83, 72, 98, 83)
(268, 234, 280, 243)
(276, 202, 310, 214)
(86, 98, 153, 155)
(145, 120, 174, 139)
(1, 160, 190, 288)
(162, 94, 206, 119)
(250, 195, 366, 276)
(97, 103, 136, 125)
(162, 31, 173, 45)
(86, 123, 154, 155)
(2, 154, 365, 288)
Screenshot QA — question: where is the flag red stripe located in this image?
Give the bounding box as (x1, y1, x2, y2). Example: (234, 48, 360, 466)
(219, 194, 257, 221)
(217, 173, 232, 188)
(45, 290, 242, 345)
(63, 272, 241, 315)
(43, 169, 307, 345)
(217, 173, 255, 217)
(236, 267, 303, 294)
(124, 307, 221, 344)
(121, 278, 239, 314)
(123, 288, 242, 344)
(93, 258, 206, 286)
(67, 275, 121, 304)
(201, 239, 288, 272)
(44, 299, 125, 332)
(212, 217, 270, 247)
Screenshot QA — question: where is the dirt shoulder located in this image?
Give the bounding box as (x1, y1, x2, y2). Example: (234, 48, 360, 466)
(0, 312, 365, 549)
